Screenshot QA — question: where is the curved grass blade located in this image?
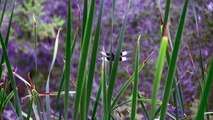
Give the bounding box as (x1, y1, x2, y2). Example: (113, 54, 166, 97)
(0, 5, 14, 79)
(130, 35, 140, 120)
(56, 28, 78, 108)
(86, 0, 105, 115)
(73, 0, 95, 119)
(2, 91, 14, 112)
(0, 0, 8, 28)
(160, 0, 189, 119)
(195, 58, 213, 120)
(150, 34, 168, 116)
(0, 33, 23, 119)
(45, 29, 61, 120)
(107, 0, 132, 117)
(55, 28, 78, 119)
(64, 0, 72, 119)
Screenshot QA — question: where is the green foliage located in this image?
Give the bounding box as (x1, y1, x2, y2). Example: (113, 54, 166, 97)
(13, 0, 64, 40)
(0, 0, 212, 119)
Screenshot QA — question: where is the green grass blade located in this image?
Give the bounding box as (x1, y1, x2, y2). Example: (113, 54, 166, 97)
(0, 5, 14, 79)
(73, 0, 95, 119)
(150, 35, 168, 116)
(27, 99, 33, 120)
(195, 58, 213, 120)
(86, 0, 105, 115)
(0, 0, 8, 28)
(64, 0, 72, 119)
(172, 82, 179, 119)
(33, 15, 38, 72)
(91, 80, 102, 119)
(2, 91, 14, 112)
(112, 98, 161, 110)
(80, 75, 87, 120)
(107, 0, 132, 116)
(45, 29, 61, 120)
(56, 70, 64, 105)
(109, 0, 115, 75)
(71, 28, 79, 57)
(0, 33, 23, 119)
(159, 0, 186, 115)
(166, 38, 185, 116)
(154, 106, 161, 118)
(130, 35, 140, 120)
(160, 0, 189, 119)
(32, 89, 42, 120)
(102, 57, 108, 120)
(81, 0, 88, 46)
(56, 28, 78, 108)
(161, 0, 171, 37)
(138, 93, 150, 120)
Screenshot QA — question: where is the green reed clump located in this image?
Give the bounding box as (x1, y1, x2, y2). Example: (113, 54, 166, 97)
(0, 0, 212, 120)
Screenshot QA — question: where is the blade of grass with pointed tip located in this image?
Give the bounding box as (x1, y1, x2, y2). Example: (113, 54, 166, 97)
(0, 0, 8, 28)
(64, 0, 72, 119)
(160, 0, 189, 119)
(0, 5, 13, 79)
(130, 36, 140, 120)
(195, 58, 213, 120)
(45, 29, 61, 120)
(150, 36, 168, 116)
(73, 0, 95, 119)
(86, 0, 105, 115)
(91, 80, 102, 119)
(2, 91, 14, 112)
(71, 28, 79, 56)
(0, 33, 22, 118)
(107, 0, 132, 116)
